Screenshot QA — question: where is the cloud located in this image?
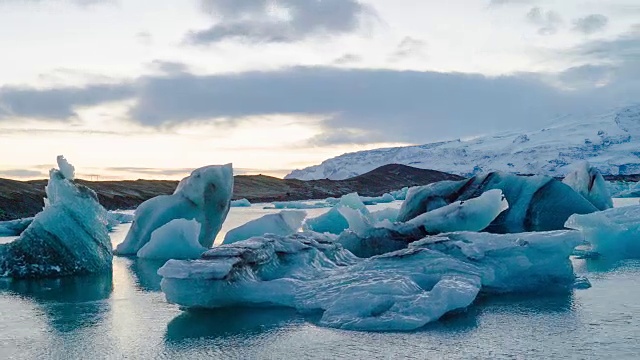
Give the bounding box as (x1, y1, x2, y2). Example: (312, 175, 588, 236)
(150, 60, 190, 74)
(187, 0, 375, 44)
(572, 14, 609, 35)
(489, 0, 536, 6)
(389, 37, 427, 62)
(526, 7, 562, 35)
(0, 0, 115, 7)
(332, 54, 362, 65)
(0, 84, 133, 121)
(0, 169, 46, 178)
(1, 61, 635, 145)
(568, 24, 640, 63)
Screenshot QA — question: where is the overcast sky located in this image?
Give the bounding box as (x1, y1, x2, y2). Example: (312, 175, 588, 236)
(1, 0, 638, 179)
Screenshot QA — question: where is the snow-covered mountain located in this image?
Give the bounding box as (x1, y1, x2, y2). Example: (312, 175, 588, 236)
(286, 105, 640, 180)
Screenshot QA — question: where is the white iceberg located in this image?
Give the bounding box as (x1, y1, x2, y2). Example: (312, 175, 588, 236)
(222, 210, 307, 245)
(398, 172, 597, 233)
(0, 156, 112, 278)
(159, 230, 581, 332)
(115, 164, 233, 257)
(231, 199, 251, 207)
(137, 219, 206, 260)
(562, 161, 613, 211)
(565, 205, 640, 258)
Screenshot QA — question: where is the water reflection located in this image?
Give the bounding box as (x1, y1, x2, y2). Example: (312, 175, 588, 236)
(128, 258, 166, 292)
(0, 274, 113, 332)
(165, 307, 304, 341)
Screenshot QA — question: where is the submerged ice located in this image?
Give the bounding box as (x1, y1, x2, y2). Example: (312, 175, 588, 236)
(0, 156, 112, 278)
(159, 230, 581, 331)
(115, 164, 233, 259)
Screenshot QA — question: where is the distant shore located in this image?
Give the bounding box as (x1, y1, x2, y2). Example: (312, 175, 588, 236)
(0, 164, 461, 221)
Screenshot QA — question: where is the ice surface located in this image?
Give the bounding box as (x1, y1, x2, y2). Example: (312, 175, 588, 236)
(222, 210, 307, 245)
(398, 172, 598, 233)
(231, 199, 251, 207)
(137, 219, 206, 260)
(115, 164, 233, 256)
(370, 207, 399, 223)
(0, 157, 111, 278)
(304, 193, 371, 235)
(390, 187, 409, 201)
(565, 205, 640, 258)
(562, 161, 613, 211)
(159, 230, 581, 331)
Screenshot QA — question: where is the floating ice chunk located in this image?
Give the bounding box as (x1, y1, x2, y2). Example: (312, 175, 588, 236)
(231, 199, 251, 207)
(115, 164, 233, 256)
(272, 201, 328, 209)
(106, 211, 134, 230)
(0, 157, 111, 278)
(137, 219, 206, 260)
(565, 205, 640, 258)
(370, 207, 399, 224)
(562, 161, 613, 210)
(390, 187, 409, 201)
(0, 217, 33, 237)
(403, 189, 509, 234)
(159, 230, 581, 331)
(338, 190, 508, 258)
(398, 172, 597, 233)
(305, 193, 371, 235)
(360, 193, 395, 205)
(56, 155, 75, 181)
(223, 210, 307, 245)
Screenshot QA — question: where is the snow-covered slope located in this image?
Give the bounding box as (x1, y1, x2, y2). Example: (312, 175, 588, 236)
(287, 106, 640, 180)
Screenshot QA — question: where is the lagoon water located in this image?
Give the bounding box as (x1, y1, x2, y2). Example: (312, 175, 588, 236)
(1, 200, 640, 359)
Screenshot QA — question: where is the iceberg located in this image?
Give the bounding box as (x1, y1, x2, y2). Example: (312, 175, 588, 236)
(338, 190, 508, 258)
(222, 210, 307, 245)
(137, 219, 206, 260)
(390, 187, 409, 201)
(271, 201, 329, 210)
(115, 164, 233, 257)
(304, 193, 371, 235)
(159, 230, 581, 331)
(106, 211, 134, 230)
(360, 193, 395, 205)
(565, 205, 640, 258)
(0, 156, 112, 278)
(398, 172, 598, 233)
(562, 161, 613, 210)
(231, 199, 251, 207)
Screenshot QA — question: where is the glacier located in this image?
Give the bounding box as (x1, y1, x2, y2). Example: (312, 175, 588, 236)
(565, 205, 640, 259)
(159, 230, 582, 331)
(0, 156, 112, 278)
(562, 161, 613, 211)
(286, 106, 640, 180)
(223, 210, 307, 245)
(115, 164, 233, 257)
(397, 172, 597, 233)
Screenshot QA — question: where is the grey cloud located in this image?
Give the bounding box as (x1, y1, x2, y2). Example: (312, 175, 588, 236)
(572, 14, 608, 35)
(151, 60, 190, 74)
(489, 0, 536, 6)
(568, 24, 640, 62)
(188, 0, 374, 44)
(526, 7, 562, 35)
(0, 84, 133, 121)
(1, 62, 635, 144)
(332, 54, 362, 65)
(389, 37, 427, 61)
(0, 169, 46, 178)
